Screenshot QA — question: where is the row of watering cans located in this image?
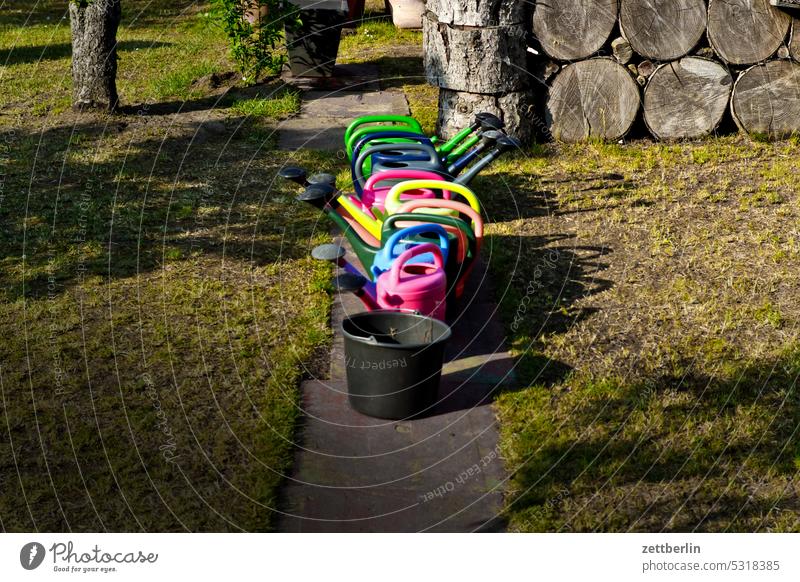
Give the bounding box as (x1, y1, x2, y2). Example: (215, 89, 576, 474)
(279, 112, 520, 322)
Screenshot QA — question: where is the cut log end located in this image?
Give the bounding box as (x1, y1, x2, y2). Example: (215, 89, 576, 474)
(620, 0, 707, 61)
(612, 37, 634, 65)
(533, 0, 618, 61)
(708, 0, 791, 65)
(732, 60, 800, 138)
(545, 58, 641, 142)
(644, 57, 732, 140)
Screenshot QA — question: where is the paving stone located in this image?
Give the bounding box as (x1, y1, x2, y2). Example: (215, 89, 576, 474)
(278, 89, 410, 151)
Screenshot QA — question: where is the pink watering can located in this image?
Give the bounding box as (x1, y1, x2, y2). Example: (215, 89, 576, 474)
(377, 243, 447, 321)
(360, 169, 451, 215)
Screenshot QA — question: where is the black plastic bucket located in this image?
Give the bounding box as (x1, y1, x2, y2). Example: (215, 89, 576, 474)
(341, 310, 452, 419)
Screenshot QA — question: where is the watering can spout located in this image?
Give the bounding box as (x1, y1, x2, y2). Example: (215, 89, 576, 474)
(279, 166, 336, 188)
(456, 135, 521, 186)
(312, 243, 346, 263)
(447, 129, 504, 175)
(334, 273, 380, 311)
(279, 166, 308, 186)
(335, 272, 367, 293)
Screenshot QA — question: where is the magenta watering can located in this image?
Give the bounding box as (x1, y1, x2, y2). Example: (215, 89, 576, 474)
(377, 243, 447, 321)
(360, 169, 451, 214)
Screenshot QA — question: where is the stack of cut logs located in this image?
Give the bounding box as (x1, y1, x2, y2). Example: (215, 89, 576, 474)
(535, 0, 800, 142)
(422, 0, 535, 142)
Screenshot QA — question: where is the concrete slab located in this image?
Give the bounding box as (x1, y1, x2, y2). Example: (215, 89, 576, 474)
(277, 240, 515, 533)
(278, 90, 410, 152)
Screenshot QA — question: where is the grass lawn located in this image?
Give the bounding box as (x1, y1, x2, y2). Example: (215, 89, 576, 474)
(0, 0, 336, 531)
(4, 0, 800, 534)
(479, 140, 800, 532)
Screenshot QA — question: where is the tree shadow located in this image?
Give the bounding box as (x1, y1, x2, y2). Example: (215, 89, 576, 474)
(0, 112, 338, 302)
(0, 0, 203, 29)
(473, 168, 641, 222)
(372, 56, 428, 89)
(0, 40, 172, 66)
(507, 350, 800, 531)
(486, 232, 613, 385)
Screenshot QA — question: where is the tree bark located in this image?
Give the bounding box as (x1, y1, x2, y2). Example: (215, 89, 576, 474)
(707, 0, 790, 65)
(731, 60, 800, 138)
(532, 0, 618, 61)
(644, 57, 732, 140)
(69, 0, 122, 111)
(425, 0, 526, 26)
(620, 0, 707, 61)
(545, 58, 641, 142)
(423, 12, 529, 93)
(424, 1, 532, 143)
(437, 88, 536, 144)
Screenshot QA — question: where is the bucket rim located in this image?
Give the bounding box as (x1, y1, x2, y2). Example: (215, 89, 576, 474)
(341, 309, 452, 348)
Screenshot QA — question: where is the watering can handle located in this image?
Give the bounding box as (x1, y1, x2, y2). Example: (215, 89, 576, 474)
(351, 131, 432, 163)
(397, 199, 485, 248)
(382, 223, 450, 264)
(364, 169, 443, 193)
(389, 243, 445, 288)
(382, 212, 477, 265)
(354, 143, 440, 191)
(384, 180, 482, 217)
(344, 115, 423, 150)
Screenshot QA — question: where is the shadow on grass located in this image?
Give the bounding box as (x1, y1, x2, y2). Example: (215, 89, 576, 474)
(372, 55, 428, 89)
(0, 41, 172, 66)
(487, 231, 613, 388)
(0, 0, 201, 28)
(0, 110, 340, 302)
(505, 350, 800, 532)
(0, 104, 336, 532)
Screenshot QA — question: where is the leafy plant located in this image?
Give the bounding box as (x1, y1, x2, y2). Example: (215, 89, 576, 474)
(211, 0, 300, 84)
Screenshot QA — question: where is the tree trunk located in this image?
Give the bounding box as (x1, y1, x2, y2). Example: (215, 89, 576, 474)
(707, 0, 790, 65)
(644, 57, 732, 140)
(545, 58, 641, 142)
(731, 60, 800, 138)
(426, 0, 526, 26)
(69, 0, 122, 111)
(437, 88, 536, 143)
(424, 1, 532, 143)
(423, 13, 528, 94)
(532, 0, 618, 61)
(619, 0, 707, 61)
